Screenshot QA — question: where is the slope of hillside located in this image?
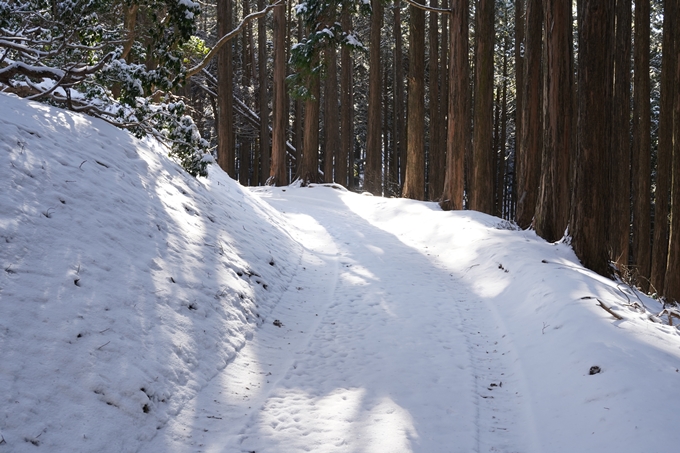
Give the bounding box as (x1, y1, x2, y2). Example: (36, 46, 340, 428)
(0, 93, 302, 451)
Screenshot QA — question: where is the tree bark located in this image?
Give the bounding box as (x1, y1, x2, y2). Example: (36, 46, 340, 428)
(608, 0, 632, 268)
(365, 0, 383, 194)
(240, 0, 254, 185)
(471, 0, 495, 214)
(663, 11, 680, 301)
(651, 0, 677, 292)
(493, 85, 501, 213)
(439, 0, 450, 199)
(402, 1, 426, 200)
(534, 0, 573, 242)
(292, 16, 304, 179)
(631, 0, 651, 289)
(257, 0, 270, 185)
(217, 0, 235, 177)
(440, 0, 469, 210)
(514, 0, 525, 202)
(383, 50, 390, 189)
(301, 73, 320, 184)
(570, 0, 615, 277)
(121, 3, 139, 62)
(270, 3, 287, 185)
(339, 6, 353, 188)
(497, 37, 509, 218)
(428, 0, 443, 201)
(394, 0, 406, 194)
(515, 0, 542, 228)
(324, 46, 339, 183)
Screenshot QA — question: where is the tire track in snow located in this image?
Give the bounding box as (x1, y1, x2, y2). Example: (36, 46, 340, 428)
(454, 292, 541, 453)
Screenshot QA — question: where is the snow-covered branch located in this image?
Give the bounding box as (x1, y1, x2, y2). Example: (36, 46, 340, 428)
(0, 53, 115, 87)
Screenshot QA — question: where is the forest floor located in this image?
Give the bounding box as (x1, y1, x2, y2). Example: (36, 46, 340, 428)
(2, 93, 680, 453)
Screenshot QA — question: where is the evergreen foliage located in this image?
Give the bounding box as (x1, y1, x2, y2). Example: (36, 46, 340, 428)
(288, 0, 369, 99)
(0, 0, 210, 176)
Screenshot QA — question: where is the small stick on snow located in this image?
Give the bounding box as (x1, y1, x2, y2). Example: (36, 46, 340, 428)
(658, 309, 680, 327)
(96, 341, 110, 350)
(597, 299, 624, 320)
(670, 312, 680, 327)
(615, 284, 632, 304)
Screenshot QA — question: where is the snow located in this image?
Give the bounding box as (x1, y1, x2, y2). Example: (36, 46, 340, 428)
(2, 93, 680, 452)
(343, 33, 365, 51)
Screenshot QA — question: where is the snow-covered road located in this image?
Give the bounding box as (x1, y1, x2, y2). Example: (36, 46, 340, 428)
(4, 94, 679, 453)
(147, 185, 539, 453)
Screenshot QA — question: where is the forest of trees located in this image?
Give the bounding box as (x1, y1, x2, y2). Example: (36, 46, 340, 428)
(1, 0, 679, 303)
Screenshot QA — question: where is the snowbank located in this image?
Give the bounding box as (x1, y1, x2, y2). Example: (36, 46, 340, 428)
(0, 93, 301, 451)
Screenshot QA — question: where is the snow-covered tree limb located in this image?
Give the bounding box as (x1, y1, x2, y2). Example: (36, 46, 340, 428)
(0, 54, 115, 87)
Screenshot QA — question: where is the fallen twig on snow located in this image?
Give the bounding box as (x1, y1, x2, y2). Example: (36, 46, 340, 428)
(658, 309, 680, 327)
(596, 299, 624, 320)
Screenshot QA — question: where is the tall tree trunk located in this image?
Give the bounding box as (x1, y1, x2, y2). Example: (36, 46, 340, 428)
(383, 50, 390, 189)
(493, 85, 501, 212)
(534, 0, 573, 242)
(393, 0, 406, 194)
(440, 0, 469, 210)
(302, 73, 320, 184)
(121, 3, 139, 62)
(497, 38, 509, 218)
(428, 0, 443, 201)
(257, 0, 269, 185)
(324, 47, 339, 183)
(439, 0, 450, 198)
(609, 0, 632, 268)
(403, 0, 426, 200)
(471, 0, 495, 213)
(514, 0, 525, 188)
(293, 17, 304, 178)
(631, 0, 651, 289)
(570, 0, 615, 277)
(240, 0, 253, 185)
(663, 12, 680, 301)
(651, 0, 677, 292)
(339, 7, 353, 188)
(244, 0, 256, 81)
(365, 0, 383, 194)
(270, 3, 287, 186)
(515, 0, 542, 228)
(217, 0, 235, 177)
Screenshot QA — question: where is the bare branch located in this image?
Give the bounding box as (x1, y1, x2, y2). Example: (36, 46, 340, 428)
(186, 1, 283, 79)
(597, 299, 624, 320)
(402, 0, 452, 15)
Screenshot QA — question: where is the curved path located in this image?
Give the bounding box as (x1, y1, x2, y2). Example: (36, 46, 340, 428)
(145, 186, 539, 453)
